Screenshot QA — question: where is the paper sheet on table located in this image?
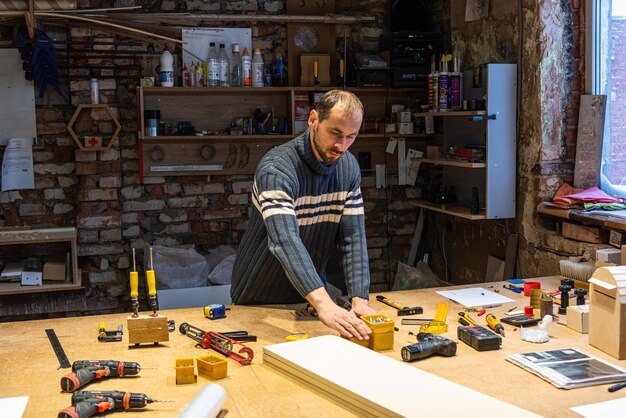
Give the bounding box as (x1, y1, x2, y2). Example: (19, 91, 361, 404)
(570, 396, 626, 418)
(436, 287, 514, 307)
(0, 396, 28, 418)
(1, 137, 34, 192)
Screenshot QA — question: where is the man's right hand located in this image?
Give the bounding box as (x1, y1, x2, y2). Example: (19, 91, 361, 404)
(306, 288, 371, 340)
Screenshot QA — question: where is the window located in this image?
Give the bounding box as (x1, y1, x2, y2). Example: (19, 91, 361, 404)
(589, 0, 626, 198)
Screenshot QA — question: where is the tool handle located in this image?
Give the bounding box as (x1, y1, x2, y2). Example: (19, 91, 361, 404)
(58, 401, 101, 418)
(608, 381, 626, 392)
(376, 295, 403, 310)
(458, 312, 477, 326)
(61, 368, 103, 392)
(129, 271, 139, 298)
(146, 270, 157, 296)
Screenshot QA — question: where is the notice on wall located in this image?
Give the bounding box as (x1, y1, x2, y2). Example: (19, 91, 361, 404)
(1, 137, 34, 192)
(465, 0, 489, 22)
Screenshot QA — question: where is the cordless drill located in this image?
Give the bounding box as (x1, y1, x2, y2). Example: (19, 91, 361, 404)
(60, 360, 142, 392)
(58, 390, 166, 418)
(401, 332, 457, 362)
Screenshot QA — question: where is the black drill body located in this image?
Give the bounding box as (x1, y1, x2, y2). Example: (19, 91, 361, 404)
(401, 332, 457, 362)
(58, 390, 155, 418)
(60, 360, 141, 392)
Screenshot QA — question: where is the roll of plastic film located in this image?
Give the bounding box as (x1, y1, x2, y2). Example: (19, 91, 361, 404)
(178, 383, 226, 418)
(529, 288, 543, 309)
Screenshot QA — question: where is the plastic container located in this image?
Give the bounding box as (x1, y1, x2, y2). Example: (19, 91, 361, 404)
(230, 43, 242, 87)
(175, 358, 196, 385)
(160, 45, 174, 87)
(361, 314, 395, 351)
(89, 78, 99, 104)
(242, 47, 252, 87)
(207, 42, 219, 87)
(218, 43, 230, 87)
(251, 47, 264, 88)
(144, 110, 160, 137)
(272, 41, 286, 87)
(196, 354, 228, 380)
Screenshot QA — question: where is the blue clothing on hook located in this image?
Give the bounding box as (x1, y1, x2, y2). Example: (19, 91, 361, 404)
(31, 29, 62, 98)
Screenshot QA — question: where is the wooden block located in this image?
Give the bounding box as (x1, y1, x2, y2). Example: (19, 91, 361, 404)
(622, 245, 626, 265)
(562, 222, 608, 244)
(127, 314, 169, 345)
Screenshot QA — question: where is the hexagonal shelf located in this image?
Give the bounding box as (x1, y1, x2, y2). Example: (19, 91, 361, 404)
(67, 104, 121, 152)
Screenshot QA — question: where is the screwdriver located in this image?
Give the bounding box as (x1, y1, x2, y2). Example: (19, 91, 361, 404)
(146, 247, 158, 316)
(130, 248, 139, 317)
(457, 311, 478, 327)
(486, 313, 506, 337)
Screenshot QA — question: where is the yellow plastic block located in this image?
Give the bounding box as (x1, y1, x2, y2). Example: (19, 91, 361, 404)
(175, 357, 197, 385)
(361, 314, 395, 333)
(196, 354, 228, 380)
(368, 330, 394, 351)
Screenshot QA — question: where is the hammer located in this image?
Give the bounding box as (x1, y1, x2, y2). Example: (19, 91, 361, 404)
(376, 295, 423, 316)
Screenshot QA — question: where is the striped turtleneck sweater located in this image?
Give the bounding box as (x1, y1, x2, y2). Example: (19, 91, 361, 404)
(230, 129, 370, 304)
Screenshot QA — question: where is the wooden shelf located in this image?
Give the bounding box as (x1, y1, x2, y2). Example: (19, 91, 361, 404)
(413, 157, 486, 168)
(413, 110, 487, 117)
(414, 200, 486, 220)
(0, 226, 80, 296)
(142, 134, 293, 142)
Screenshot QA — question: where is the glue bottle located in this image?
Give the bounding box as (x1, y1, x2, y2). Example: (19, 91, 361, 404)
(242, 47, 252, 87)
(160, 44, 174, 87)
(251, 47, 265, 88)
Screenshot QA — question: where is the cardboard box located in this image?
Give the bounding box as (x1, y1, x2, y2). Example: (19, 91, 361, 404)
(398, 111, 412, 123)
(426, 145, 441, 159)
(566, 305, 589, 334)
(609, 230, 626, 248)
(44, 260, 66, 282)
(397, 122, 413, 135)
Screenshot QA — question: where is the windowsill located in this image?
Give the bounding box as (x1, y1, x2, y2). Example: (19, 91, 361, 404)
(536, 201, 626, 232)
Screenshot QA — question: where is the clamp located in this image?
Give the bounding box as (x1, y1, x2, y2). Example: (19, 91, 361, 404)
(97, 322, 123, 342)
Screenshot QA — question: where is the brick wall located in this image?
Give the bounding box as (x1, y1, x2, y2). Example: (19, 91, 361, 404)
(0, 0, 430, 314)
(607, 18, 626, 184)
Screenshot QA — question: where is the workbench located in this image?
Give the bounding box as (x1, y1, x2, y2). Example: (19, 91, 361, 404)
(1, 277, 624, 417)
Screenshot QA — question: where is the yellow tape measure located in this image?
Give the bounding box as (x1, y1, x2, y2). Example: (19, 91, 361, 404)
(285, 333, 309, 342)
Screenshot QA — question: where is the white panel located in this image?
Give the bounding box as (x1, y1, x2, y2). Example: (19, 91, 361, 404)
(0, 49, 37, 146)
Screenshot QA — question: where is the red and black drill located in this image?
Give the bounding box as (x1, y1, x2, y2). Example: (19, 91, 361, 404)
(60, 360, 142, 392)
(58, 390, 171, 418)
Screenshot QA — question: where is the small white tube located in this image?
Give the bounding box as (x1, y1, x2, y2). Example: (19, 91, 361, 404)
(178, 383, 226, 418)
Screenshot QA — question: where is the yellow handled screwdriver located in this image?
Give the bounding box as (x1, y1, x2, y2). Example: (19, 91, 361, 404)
(486, 313, 506, 337)
(130, 248, 139, 317)
(146, 247, 158, 316)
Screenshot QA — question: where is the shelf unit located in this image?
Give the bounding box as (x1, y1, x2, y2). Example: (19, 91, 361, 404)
(413, 64, 517, 220)
(0, 227, 80, 295)
(138, 86, 423, 177)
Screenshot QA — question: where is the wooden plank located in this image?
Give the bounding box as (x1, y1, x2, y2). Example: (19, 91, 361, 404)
(562, 222, 609, 244)
(574, 95, 606, 189)
(263, 335, 542, 418)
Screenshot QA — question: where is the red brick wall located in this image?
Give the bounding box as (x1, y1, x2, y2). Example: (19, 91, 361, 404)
(607, 18, 626, 184)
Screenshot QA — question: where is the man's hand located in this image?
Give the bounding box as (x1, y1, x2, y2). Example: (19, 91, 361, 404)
(350, 296, 376, 317)
(306, 288, 371, 340)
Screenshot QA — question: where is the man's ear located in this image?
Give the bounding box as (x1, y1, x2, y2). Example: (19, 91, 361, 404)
(308, 109, 318, 128)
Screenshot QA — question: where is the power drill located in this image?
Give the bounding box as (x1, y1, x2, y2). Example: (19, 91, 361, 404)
(60, 360, 142, 392)
(401, 332, 457, 362)
(58, 390, 168, 418)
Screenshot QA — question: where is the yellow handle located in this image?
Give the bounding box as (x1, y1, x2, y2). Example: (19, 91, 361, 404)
(146, 270, 157, 296)
(313, 60, 318, 78)
(98, 322, 105, 330)
(129, 271, 139, 298)
(339, 59, 345, 77)
(485, 313, 499, 330)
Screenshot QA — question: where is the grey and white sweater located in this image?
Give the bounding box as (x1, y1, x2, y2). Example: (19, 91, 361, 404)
(230, 129, 370, 304)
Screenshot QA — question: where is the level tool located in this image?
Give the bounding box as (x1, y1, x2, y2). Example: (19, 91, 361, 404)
(45, 328, 71, 369)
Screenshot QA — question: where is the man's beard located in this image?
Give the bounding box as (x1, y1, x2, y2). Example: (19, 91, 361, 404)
(313, 126, 343, 164)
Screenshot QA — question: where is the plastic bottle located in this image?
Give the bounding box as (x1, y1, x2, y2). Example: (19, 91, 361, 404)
(160, 44, 174, 87)
(90, 78, 99, 104)
(272, 41, 286, 87)
(218, 43, 230, 87)
(182, 63, 190, 87)
(242, 47, 252, 87)
(251, 47, 265, 88)
(230, 44, 242, 87)
(207, 42, 220, 87)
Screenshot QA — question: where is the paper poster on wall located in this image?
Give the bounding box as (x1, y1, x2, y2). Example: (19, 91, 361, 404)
(182, 28, 252, 68)
(1, 137, 34, 192)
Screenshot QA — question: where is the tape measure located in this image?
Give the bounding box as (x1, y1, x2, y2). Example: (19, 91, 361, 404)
(45, 328, 71, 368)
(285, 333, 309, 342)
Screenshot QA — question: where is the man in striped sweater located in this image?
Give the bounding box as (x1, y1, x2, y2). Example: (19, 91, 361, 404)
(231, 90, 375, 340)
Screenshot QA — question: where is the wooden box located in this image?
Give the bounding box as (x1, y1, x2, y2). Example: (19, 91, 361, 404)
(588, 266, 626, 359)
(127, 314, 169, 345)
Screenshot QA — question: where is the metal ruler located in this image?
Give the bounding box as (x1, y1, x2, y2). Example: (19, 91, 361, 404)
(45, 328, 71, 369)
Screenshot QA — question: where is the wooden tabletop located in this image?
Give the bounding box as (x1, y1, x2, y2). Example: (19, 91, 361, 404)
(1, 277, 624, 417)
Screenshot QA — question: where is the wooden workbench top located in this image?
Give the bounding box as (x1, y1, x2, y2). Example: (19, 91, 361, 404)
(0, 277, 624, 417)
